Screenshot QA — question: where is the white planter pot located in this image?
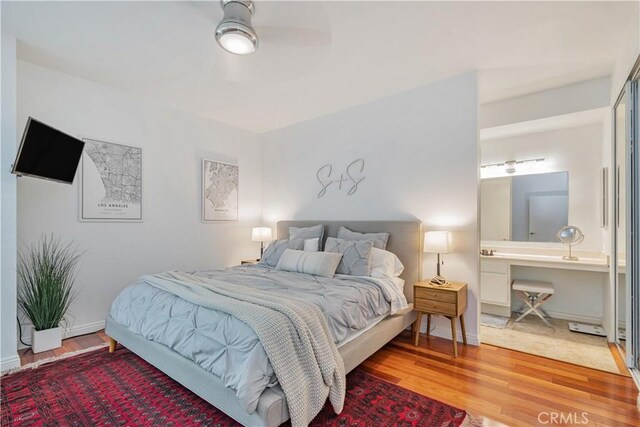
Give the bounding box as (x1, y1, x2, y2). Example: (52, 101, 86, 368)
(31, 327, 62, 353)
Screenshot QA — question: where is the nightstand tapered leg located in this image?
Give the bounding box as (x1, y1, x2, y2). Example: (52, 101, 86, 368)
(426, 314, 431, 336)
(450, 317, 458, 357)
(460, 314, 467, 345)
(414, 312, 422, 346)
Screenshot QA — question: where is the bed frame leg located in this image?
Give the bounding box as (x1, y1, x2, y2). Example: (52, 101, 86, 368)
(108, 337, 117, 353)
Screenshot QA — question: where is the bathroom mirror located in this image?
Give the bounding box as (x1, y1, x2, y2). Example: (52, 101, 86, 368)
(481, 171, 569, 242)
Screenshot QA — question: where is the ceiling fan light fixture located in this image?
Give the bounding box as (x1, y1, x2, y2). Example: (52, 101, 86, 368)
(215, 0, 257, 55)
(217, 24, 257, 55)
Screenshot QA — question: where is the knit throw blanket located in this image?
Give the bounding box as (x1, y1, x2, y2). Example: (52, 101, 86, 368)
(140, 271, 346, 427)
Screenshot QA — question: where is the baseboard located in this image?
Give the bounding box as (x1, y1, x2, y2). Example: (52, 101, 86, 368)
(17, 320, 106, 350)
(64, 320, 106, 339)
(542, 310, 602, 325)
(419, 322, 480, 346)
(481, 303, 511, 318)
(482, 305, 603, 326)
(1, 354, 21, 372)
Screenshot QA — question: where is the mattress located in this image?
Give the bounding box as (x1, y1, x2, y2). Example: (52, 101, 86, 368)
(109, 265, 407, 415)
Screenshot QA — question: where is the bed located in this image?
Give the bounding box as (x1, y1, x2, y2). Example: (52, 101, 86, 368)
(105, 220, 421, 427)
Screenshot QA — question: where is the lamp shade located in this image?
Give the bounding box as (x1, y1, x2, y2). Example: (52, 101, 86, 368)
(251, 227, 273, 242)
(423, 231, 452, 254)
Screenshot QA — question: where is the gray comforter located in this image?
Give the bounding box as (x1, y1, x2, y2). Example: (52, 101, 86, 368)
(109, 265, 406, 416)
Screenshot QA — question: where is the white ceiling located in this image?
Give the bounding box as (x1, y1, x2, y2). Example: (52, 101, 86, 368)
(2, 1, 637, 133)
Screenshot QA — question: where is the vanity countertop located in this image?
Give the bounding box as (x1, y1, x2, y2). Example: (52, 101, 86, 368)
(481, 252, 609, 272)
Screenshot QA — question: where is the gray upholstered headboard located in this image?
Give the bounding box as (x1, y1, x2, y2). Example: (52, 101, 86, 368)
(276, 221, 422, 302)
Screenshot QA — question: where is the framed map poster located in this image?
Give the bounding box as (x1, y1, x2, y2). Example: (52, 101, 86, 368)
(202, 159, 238, 221)
(80, 137, 142, 221)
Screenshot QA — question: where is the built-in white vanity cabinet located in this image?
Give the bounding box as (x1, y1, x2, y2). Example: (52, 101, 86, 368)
(480, 250, 610, 320)
(480, 259, 510, 307)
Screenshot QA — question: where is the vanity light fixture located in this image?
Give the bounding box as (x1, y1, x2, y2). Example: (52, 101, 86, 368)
(215, 0, 258, 55)
(504, 160, 517, 174)
(481, 157, 546, 176)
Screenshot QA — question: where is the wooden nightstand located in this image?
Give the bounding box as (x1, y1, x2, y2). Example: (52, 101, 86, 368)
(413, 281, 468, 357)
(241, 259, 260, 265)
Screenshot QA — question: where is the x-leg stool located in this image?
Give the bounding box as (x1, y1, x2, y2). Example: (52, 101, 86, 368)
(512, 280, 555, 327)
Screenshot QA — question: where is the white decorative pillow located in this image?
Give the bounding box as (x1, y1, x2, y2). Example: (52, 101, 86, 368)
(276, 249, 342, 278)
(303, 238, 319, 252)
(369, 247, 404, 278)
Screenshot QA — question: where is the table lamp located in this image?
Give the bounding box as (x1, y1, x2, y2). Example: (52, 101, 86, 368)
(252, 227, 273, 259)
(424, 231, 452, 286)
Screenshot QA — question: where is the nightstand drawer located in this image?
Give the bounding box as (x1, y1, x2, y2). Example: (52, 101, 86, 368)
(415, 287, 457, 303)
(414, 298, 457, 316)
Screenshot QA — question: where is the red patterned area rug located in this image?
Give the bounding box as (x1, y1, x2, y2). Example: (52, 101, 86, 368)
(1, 346, 477, 426)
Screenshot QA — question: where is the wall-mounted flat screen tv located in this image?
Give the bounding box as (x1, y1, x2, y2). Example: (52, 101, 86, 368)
(11, 117, 85, 184)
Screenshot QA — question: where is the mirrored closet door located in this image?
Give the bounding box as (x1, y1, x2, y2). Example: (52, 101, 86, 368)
(615, 69, 640, 369)
(631, 75, 640, 370)
(614, 84, 628, 355)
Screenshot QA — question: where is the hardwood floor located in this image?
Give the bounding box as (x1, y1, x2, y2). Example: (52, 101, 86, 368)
(365, 332, 639, 427)
(17, 330, 639, 426)
(18, 330, 109, 365)
(611, 342, 631, 375)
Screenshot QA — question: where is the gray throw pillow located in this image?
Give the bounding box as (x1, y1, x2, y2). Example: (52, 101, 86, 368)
(260, 239, 304, 267)
(324, 237, 374, 276)
(289, 224, 324, 250)
(337, 226, 389, 250)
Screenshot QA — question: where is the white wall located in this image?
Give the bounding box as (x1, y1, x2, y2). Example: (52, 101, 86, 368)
(481, 123, 604, 251)
(261, 72, 480, 344)
(15, 61, 263, 344)
(610, 1, 639, 104)
(1, 33, 20, 371)
(481, 78, 610, 129)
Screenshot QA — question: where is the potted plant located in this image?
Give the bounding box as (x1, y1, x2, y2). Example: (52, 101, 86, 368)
(17, 235, 82, 353)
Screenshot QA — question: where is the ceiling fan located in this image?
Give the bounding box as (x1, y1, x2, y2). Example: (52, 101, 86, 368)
(215, 0, 257, 55)
(213, 0, 331, 55)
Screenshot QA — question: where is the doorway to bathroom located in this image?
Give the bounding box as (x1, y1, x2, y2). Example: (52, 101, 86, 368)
(478, 81, 627, 374)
